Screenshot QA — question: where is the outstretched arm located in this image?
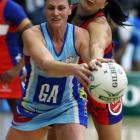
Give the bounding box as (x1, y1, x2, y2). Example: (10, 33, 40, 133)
(87, 16, 114, 69)
(23, 26, 92, 88)
(88, 16, 112, 59)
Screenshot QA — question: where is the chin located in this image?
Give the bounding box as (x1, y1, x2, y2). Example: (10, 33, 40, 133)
(51, 23, 61, 28)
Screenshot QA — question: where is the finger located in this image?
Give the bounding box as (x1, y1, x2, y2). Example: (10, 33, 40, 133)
(79, 64, 92, 76)
(97, 58, 115, 63)
(77, 76, 90, 89)
(95, 61, 102, 67)
(80, 63, 89, 69)
(80, 72, 91, 85)
(88, 62, 98, 71)
(82, 68, 93, 77)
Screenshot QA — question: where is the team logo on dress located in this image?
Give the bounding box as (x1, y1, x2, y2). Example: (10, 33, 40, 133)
(66, 56, 74, 63)
(108, 98, 122, 116)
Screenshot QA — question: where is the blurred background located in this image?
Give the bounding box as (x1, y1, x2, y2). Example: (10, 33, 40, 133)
(0, 0, 140, 140)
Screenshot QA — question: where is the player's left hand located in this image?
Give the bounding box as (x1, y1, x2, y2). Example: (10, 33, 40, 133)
(0, 67, 19, 84)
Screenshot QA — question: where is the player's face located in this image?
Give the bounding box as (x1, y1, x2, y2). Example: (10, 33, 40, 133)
(44, 0, 71, 28)
(80, 0, 108, 13)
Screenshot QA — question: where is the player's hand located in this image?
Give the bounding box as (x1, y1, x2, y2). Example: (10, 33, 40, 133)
(88, 59, 102, 71)
(0, 67, 19, 84)
(96, 58, 115, 63)
(88, 58, 115, 71)
(73, 63, 92, 89)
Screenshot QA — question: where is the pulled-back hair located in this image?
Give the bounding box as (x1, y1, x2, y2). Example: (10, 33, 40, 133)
(45, 0, 71, 5)
(104, 0, 128, 26)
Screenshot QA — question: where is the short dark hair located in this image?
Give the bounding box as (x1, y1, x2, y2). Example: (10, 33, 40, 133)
(45, 0, 71, 5)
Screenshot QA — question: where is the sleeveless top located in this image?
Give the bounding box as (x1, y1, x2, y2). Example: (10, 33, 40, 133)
(18, 23, 83, 117)
(68, 5, 113, 59)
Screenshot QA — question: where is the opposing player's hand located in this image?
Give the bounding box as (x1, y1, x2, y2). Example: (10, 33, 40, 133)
(88, 58, 115, 71)
(88, 59, 101, 71)
(96, 58, 115, 63)
(73, 63, 92, 88)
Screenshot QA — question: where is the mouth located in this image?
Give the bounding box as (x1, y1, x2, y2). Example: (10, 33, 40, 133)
(52, 18, 60, 21)
(51, 18, 61, 23)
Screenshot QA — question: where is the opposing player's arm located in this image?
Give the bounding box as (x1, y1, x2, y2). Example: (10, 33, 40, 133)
(87, 16, 112, 59)
(18, 18, 32, 33)
(7, 0, 32, 33)
(75, 26, 90, 63)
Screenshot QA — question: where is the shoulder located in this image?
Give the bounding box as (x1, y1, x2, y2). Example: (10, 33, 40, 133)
(88, 16, 110, 29)
(88, 16, 112, 40)
(23, 25, 46, 45)
(74, 25, 89, 38)
(22, 25, 42, 40)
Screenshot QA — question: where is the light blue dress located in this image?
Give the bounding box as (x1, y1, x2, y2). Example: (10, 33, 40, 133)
(12, 22, 88, 131)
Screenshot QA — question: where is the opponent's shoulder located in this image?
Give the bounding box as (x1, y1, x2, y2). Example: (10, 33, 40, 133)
(88, 16, 111, 32)
(74, 25, 89, 38)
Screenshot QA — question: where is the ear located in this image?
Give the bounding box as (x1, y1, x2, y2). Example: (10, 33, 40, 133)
(68, 5, 72, 15)
(101, 1, 108, 9)
(105, 1, 109, 7)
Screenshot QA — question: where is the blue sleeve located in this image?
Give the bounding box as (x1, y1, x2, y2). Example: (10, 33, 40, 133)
(130, 34, 139, 46)
(4, 0, 27, 25)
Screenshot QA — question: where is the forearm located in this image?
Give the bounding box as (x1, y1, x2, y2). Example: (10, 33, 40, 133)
(88, 18, 112, 60)
(14, 58, 25, 74)
(41, 60, 77, 77)
(90, 42, 104, 60)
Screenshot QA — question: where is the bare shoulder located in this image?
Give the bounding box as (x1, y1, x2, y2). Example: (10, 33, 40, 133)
(22, 25, 41, 38)
(22, 25, 45, 44)
(88, 16, 111, 33)
(74, 26, 89, 39)
(87, 16, 112, 45)
(23, 25, 45, 55)
(90, 16, 109, 26)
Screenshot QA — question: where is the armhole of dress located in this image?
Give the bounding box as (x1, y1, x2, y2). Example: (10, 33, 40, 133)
(73, 25, 79, 56)
(40, 23, 47, 45)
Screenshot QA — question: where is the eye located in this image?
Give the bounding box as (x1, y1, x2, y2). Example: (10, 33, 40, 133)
(58, 6, 66, 11)
(47, 5, 55, 10)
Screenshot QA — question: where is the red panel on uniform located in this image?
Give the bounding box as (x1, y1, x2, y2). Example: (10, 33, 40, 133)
(0, 77, 22, 98)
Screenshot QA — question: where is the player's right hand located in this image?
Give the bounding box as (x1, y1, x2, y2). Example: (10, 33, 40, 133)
(73, 63, 92, 89)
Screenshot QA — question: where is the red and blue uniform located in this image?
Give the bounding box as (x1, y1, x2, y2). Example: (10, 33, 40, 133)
(69, 5, 123, 125)
(0, 0, 27, 98)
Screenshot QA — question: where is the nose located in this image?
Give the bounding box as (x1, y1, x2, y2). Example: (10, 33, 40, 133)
(53, 8, 59, 15)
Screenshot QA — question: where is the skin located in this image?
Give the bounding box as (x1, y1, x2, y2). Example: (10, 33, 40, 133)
(74, 1, 122, 140)
(47, 0, 122, 140)
(6, 0, 100, 140)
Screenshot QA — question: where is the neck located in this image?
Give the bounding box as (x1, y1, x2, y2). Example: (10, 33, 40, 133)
(77, 5, 99, 17)
(47, 23, 67, 42)
(72, 6, 100, 26)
